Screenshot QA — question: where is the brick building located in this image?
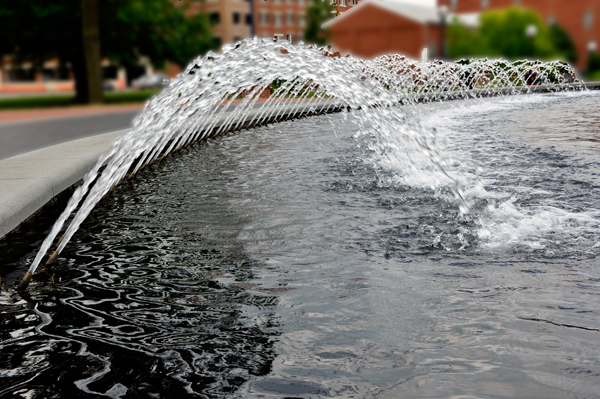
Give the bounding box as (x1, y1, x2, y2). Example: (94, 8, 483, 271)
(324, 0, 445, 60)
(254, 0, 308, 42)
(326, 0, 599, 70)
(243, 0, 359, 43)
(195, 0, 361, 45)
(190, 0, 252, 46)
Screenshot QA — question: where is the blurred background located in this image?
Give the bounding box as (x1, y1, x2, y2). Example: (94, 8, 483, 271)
(0, 0, 597, 154)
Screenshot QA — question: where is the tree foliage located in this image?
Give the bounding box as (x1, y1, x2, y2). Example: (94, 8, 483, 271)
(548, 23, 578, 64)
(0, 0, 216, 102)
(589, 53, 600, 72)
(448, 7, 576, 64)
(304, 0, 334, 46)
(99, 0, 216, 68)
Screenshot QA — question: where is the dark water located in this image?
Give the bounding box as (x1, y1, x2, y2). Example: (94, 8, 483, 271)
(2, 91, 600, 398)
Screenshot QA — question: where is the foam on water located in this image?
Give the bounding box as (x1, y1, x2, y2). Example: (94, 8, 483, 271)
(401, 91, 600, 257)
(478, 200, 600, 252)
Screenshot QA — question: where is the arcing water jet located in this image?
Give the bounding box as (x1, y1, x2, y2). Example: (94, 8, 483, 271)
(16, 38, 581, 292)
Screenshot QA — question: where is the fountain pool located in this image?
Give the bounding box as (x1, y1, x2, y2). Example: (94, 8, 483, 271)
(1, 89, 599, 398)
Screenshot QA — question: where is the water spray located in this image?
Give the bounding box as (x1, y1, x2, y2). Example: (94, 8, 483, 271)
(16, 38, 582, 292)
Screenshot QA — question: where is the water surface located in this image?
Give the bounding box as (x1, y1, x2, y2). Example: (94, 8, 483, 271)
(2, 91, 600, 398)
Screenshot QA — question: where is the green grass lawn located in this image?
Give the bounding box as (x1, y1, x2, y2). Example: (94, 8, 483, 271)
(0, 90, 162, 110)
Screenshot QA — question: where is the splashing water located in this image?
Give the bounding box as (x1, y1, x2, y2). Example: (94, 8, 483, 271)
(27, 38, 580, 278)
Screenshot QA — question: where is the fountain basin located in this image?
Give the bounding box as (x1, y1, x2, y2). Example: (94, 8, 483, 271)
(2, 90, 600, 398)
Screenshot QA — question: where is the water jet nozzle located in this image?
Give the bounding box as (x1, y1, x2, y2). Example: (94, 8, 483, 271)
(43, 252, 59, 270)
(16, 272, 33, 292)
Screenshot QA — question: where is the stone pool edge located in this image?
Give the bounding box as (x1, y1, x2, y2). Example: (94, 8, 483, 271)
(2, 82, 600, 240)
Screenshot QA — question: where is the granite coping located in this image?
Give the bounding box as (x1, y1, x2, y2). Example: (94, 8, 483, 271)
(0, 130, 123, 238)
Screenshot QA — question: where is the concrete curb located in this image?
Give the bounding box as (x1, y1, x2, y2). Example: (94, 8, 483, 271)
(1, 83, 599, 240)
(0, 130, 124, 238)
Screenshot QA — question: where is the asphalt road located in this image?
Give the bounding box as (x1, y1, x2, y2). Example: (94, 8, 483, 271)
(0, 110, 140, 161)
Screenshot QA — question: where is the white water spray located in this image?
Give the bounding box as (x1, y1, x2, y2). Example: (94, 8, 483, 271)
(22, 38, 580, 287)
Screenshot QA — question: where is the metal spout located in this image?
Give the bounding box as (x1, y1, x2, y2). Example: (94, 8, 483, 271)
(16, 272, 33, 292)
(43, 251, 59, 270)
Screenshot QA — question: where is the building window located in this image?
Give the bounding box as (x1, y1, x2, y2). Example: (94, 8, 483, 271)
(246, 13, 253, 25)
(513, 0, 521, 3)
(233, 12, 241, 25)
(273, 0, 281, 4)
(260, 11, 269, 26)
(287, 11, 295, 25)
(209, 12, 220, 25)
(286, 0, 294, 4)
(481, 0, 489, 8)
(583, 11, 594, 30)
(350, 0, 357, 5)
(299, 14, 306, 28)
(450, 0, 457, 10)
(298, 0, 305, 5)
(274, 12, 282, 27)
(340, 0, 346, 6)
(547, 14, 556, 25)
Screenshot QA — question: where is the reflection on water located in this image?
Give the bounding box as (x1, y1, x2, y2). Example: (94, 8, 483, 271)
(494, 91, 600, 151)
(2, 91, 600, 398)
(1, 149, 280, 397)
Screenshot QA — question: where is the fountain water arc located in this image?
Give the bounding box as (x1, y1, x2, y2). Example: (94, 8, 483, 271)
(16, 38, 585, 292)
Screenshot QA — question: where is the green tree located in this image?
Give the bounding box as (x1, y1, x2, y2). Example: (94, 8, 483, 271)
(0, 0, 216, 104)
(81, 0, 103, 103)
(447, 17, 484, 58)
(548, 23, 578, 64)
(589, 53, 600, 72)
(448, 7, 568, 61)
(304, 0, 334, 46)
